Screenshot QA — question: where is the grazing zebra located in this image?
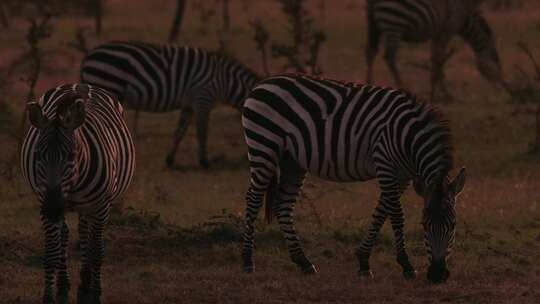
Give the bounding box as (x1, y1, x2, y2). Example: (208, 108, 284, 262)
(21, 84, 135, 304)
(80, 41, 261, 168)
(241, 74, 466, 283)
(365, 0, 504, 101)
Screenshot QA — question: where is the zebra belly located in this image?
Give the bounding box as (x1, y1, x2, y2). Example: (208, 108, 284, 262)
(284, 135, 377, 183)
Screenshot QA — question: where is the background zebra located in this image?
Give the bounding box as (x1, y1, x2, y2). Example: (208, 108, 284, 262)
(21, 84, 135, 304)
(80, 41, 261, 168)
(241, 74, 466, 283)
(365, 0, 505, 101)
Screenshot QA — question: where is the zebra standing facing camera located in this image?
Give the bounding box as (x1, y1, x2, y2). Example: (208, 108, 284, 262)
(80, 41, 261, 168)
(21, 84, 135, 304)
(241, 74, 466, 283)
(365, 0, 504, 101)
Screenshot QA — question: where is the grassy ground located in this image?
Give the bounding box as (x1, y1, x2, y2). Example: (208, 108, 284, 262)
(1, 1, 540, 303)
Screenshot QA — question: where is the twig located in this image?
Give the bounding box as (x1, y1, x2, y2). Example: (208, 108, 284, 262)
(249, 19, 270, 76)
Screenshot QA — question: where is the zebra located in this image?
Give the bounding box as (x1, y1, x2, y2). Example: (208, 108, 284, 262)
(80, 41, 261, 168)
(21, 84, 135, 304)
(365, 0, 504, 102)
(241, 74, 466, 283)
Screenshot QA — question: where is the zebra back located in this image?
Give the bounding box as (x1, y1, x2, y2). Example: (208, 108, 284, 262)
(81, 41, 260, 112)
(243, 74, 453, 184)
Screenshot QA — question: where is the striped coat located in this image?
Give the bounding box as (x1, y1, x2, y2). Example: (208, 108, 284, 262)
(21, 84, 135, 304)
(241, 74, 466, 283)
(81, 41, 260, 168)
(365, 0, 503, 101)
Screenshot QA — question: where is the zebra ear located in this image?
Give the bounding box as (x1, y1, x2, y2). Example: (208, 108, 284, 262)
(28, 102, 49, 129)
(449, 167, 466, 196)
(58, 99, 86, 130)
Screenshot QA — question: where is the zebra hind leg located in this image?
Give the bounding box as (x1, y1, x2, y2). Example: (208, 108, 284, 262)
(275, 168, 316, 274)
(241, 162, 279, 273)
(165, 108, 193, 168)
(242, 183, 266, 272)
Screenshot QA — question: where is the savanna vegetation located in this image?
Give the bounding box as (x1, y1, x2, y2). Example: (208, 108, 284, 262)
(0, 1, 539, 303)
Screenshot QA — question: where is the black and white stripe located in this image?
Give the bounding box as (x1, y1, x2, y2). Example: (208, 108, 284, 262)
(21, 84, 135, 303)
(365, 0, 503, 101)
(80, 41, 260, 168)
(241, 74, 466, 283)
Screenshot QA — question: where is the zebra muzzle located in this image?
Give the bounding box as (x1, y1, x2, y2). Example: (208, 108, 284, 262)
(427, 260, 450, 283)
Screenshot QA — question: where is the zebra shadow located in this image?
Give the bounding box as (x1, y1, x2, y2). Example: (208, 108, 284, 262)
(168, 154, 249, 172)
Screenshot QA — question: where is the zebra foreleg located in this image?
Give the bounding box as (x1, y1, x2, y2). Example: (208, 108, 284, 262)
(388, 201, 416, 280)
(194, 103, 211, 169)
(40, 215, 63, 304)
(78, 214, 90, 292)
(355, 200, 388, 278)
(78, 210, 109, 304)
(56, 222, 70, 304)
(275, 171, 316, 274)
(165, 108, 193, 168)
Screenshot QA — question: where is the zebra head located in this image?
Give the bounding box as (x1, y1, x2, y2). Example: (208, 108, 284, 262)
(28, 92, 87, 222)
(416, 167, 466, 283)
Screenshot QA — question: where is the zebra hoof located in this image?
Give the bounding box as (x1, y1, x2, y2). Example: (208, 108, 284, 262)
(43, 294, 55, 304)
(243, 265, 254, 273)
(403, 270, 417, 280)
(57, 287, 69, 304)
(77, 287, 101, 304)
(165, 155, 175, 168)
(358, 270, 374, 279)
(302, 264, 318, 274)
(199, 158, 210, 169)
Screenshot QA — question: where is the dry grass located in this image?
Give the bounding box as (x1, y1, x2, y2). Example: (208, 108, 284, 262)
(1, 1, 540, 303)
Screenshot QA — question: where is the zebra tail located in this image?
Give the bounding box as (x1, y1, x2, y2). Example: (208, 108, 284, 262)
(264, 173, 279, 224)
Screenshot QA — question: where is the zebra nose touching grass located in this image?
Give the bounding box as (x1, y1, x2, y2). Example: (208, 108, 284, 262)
(240, 74, 466, 283)
(80, 41, 261, 169)
(21, 84, 135, 304)
(417, 168, 465, 283)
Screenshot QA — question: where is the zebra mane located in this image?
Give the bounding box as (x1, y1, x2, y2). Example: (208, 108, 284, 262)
(211, 50, 262, 80)
(414, 96, 455, 178)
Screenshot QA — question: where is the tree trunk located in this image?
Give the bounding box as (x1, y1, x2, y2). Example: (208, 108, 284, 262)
(222, 0, 230, 32)
(535, 104, 540, 153)
(0, 3, 9, 29)
(260, 47, 270, 77)
(168, 0, 187, 43)
(94, 0, 103, 36)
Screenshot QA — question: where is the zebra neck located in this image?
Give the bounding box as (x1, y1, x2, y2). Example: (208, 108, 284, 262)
(223, 71, 260, 109)
(215, 55, 260, 108)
